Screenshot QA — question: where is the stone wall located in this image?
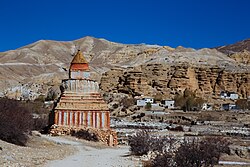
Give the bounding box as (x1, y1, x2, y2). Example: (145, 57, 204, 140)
(49, 125, 117, 146)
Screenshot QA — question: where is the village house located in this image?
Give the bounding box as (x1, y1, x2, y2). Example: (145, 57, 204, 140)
(222, 103, 237, 111)
(163, 100, 175, 109)
(136, 96, 175, 110)
(202, 103, 213, 111)
(220, 91, 239, 100)
(136, 96, 154, 106)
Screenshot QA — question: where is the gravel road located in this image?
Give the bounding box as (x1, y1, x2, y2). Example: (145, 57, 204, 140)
(45, 136, 139, 167)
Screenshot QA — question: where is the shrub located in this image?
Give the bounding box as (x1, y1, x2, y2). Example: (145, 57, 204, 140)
(169, 125, 184, 132)
(33, 117, 48, 132)
(0, 98, 33, 146)
(112, 103, 119, 109)
(23, 101, 48, 115)
(45, 87, 58, 101)
(139, 113, 145, 118)
(22, 100, 50, 132)
(34, 95, 45, 102)
(142, 160, 153, 167)
(151, 152, 175, 167)
(199, 137, 230, 167)
(129, 132, 230, 167)
(128, 130, 174, 156)
(174, 137, 230, 167)
(174, 94, 186, 109)
(175, 139, 203, 167)
(145, 136, 230, 167)
(121, 97, 135, 108)
(151, 136, 176, 154)
(236, 99, 250, 110)
(128, 130, 151, 156)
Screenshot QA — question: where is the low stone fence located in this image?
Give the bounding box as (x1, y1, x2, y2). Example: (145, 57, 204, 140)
(49, 125, 117, 146)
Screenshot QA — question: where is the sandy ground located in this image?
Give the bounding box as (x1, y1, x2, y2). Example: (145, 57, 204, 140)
(45, 136, 140, 167)
(0, 134, 75, 167)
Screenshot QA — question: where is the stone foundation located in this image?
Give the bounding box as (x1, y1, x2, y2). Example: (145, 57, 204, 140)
(49, 125, 118, 146)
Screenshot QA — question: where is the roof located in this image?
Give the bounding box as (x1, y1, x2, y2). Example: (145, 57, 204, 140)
(134, 96, 153, 99)
(71, 50, 88, 64)
(220, 91, 237, 95)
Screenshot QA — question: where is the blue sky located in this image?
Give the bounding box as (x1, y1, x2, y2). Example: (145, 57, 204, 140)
(0, 0, 249, 52)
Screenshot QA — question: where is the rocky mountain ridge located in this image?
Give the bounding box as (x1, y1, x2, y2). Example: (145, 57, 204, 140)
(216, 38, 250, 53)
(0, 36, 249, 100)
(216, 39, 250, 65)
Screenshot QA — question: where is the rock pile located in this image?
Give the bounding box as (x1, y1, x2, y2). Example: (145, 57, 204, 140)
(49, 125, 117, 146)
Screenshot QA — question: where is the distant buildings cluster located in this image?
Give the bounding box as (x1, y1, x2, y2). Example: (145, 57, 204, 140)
(135, 90, 249, 111)
(220, 91, 239, 100)
(136, 96, 175, 109)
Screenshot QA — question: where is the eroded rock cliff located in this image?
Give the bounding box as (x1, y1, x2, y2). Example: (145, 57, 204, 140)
(100, 63, 250, 100)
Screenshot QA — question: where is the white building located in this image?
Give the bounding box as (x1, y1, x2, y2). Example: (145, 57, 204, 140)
(136, 97, 154, 106)
(220, 91, 238, 100)
(202, 103, 213, 111)
(222, 103, 237, 111)
(164, 100, 175, 109)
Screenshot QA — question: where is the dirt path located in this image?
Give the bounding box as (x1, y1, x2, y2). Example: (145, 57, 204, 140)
(44, 136, 139, 167)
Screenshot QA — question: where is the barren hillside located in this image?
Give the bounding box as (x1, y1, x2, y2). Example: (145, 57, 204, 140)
(216, 39, 250, 65)
(0, 36, 249, 100)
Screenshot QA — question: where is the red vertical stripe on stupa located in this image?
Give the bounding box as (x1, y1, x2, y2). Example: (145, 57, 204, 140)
(77, 112, 80, 127)
(106, 112, 110, 129)
(85, 112, 88, 127)
(95, 112, 98, 128)
(68, 111, 70, 126)
(61, 111, 64, 125)
(72, 112, 75, 126)
(91, 112, 94, 128)
(99, 112, 102, 129)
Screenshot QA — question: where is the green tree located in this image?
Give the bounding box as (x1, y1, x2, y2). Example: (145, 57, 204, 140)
(174, 94, 185, 108)
(236, 99, 250, 110)
(174, 89, 204, 111)
(145, 102, 152, 110)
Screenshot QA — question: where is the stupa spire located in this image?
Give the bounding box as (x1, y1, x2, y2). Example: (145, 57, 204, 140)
(71, 50, 88, 64)
(69, 50, 90, 79)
